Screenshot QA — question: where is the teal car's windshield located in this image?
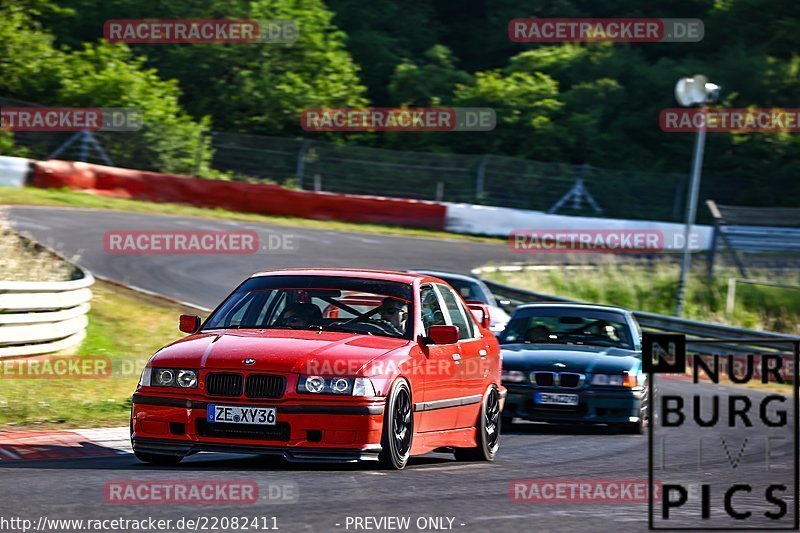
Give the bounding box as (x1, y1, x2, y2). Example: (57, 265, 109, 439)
(499, 307, 634, 350)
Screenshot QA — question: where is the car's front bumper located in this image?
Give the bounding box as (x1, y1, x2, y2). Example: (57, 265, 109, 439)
(131, 393, 386, 462)
(502, 384, 645, 424)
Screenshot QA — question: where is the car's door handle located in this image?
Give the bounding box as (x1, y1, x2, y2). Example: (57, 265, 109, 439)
(452, 353, 462, 364)
(479, 349, 487, 359)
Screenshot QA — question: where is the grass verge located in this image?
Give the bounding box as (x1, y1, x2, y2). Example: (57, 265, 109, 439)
(0, 186, 499, 243)
(0, 280, 200, 429)
(483, 261, 800, 335)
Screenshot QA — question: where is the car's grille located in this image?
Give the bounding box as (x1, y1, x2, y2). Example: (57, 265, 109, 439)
(532, 371, 583, 389)
(560, 373, 581, 388)
(206, 373, 243, 396)
(196, 419, 290, 441)
(245, 374, 286, 399)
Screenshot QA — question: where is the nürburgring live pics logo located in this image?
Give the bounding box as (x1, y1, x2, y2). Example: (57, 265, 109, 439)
(644, 332, 799, 530)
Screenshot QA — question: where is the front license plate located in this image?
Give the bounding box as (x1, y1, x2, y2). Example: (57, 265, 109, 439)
(207, 405, 276, 425)
(535, 393, 579, 406)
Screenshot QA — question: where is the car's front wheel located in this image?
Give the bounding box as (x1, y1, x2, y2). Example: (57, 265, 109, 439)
(455, 386, 501, 462)
(379, 379, 413, 470)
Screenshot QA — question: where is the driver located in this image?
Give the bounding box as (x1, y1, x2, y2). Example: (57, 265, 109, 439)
(379, 297, 408, 333)
(278, 303, 322, 328)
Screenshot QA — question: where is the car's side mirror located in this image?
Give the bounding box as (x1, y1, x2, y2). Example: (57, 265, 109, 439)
(466, 301, 491, 329)
(179, 314, 201, 334)
(427, 325, 460, 345)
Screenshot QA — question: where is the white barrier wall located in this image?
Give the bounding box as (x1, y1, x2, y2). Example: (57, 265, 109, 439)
(0, 273, 94, 358)
(0, 156, 30, 187)
(445, 203, 713, 250)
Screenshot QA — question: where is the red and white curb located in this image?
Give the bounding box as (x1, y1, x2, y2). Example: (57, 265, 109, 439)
(0, 426, 130, 461)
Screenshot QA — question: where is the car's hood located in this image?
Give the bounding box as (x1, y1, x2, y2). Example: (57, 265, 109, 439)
(150, 329, 411, 375)
(489, 305, 510, 329)
(501, 343, 640, 373)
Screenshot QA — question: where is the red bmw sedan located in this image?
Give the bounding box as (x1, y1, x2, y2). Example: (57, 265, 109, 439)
(131, 269, 505, 469)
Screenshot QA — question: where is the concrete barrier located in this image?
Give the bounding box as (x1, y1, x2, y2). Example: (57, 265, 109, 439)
(31, 160, 447, 229)
(0, 241, 93, 359)
(0, 156, 31, 187)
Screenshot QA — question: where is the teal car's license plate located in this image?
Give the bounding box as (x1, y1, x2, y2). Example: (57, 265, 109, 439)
(535, 392, 579, 406)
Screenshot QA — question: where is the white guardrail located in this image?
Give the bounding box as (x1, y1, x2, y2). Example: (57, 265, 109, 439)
(0, 257, 93, 359)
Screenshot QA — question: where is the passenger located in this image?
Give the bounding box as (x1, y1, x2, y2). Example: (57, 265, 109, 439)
(278, 303, 322, 328)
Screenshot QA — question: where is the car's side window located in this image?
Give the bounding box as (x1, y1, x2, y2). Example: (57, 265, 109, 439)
(436, 284, 475, 339)
(420, 285, 447, 335)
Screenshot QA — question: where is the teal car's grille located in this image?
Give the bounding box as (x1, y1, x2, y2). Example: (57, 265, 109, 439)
(531, 371, 584, 388)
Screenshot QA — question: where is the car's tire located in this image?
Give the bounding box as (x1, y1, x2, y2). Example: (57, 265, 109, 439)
(379, 379, 413, 470)
(133, 450, 183, 466)
(455, 386, 501, 462)
(620, 387, 650, 435)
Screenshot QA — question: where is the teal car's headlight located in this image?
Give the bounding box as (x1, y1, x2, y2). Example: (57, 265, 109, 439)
(297, 376, 376, 396)
(591, 373, 638, 387)
(501, 370, 527, 383)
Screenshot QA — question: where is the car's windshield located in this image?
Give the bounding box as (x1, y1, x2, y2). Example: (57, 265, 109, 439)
(498, 307, 634, 350)
(203, 275, 414, 339)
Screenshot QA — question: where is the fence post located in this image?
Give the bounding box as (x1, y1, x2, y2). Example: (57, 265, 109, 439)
(194, 132, 207, 177)
(313, 174, 322, 192)
(725, 278, 737, 317)
(435, 182, 445, 202)
(296, 139, 312, 189)
(475, 154, 490, 201)
(706, 223, 718, 278)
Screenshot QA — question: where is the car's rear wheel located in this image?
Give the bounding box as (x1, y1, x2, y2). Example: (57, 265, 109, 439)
(455, 386, 500, 462)
(379, 379, 413, 470)
(133, 451, 183, 466)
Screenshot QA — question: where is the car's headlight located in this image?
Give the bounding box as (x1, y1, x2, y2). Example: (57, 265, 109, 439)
(177, 370, 198, 388)
(501, 370, 526, 383)
(591, 373, 637, 387)
(139, 367, 152, 387)
(146, 367, 198, 388)
(297, 376, 376, 396)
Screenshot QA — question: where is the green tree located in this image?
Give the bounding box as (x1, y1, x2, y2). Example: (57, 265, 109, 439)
(389, 45, 473, 106)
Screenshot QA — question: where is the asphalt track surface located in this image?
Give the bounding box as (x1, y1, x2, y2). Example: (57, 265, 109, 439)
(2, 206, 797, 533)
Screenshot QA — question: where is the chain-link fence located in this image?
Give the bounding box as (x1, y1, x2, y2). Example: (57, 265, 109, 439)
(209, 132, 689, 221)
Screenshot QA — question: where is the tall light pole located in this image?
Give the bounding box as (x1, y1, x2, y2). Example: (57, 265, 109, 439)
(674, 75, 721, 317)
